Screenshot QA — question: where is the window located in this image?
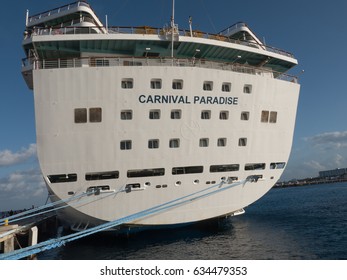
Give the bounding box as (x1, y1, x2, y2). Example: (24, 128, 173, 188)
(217, 138, 227, 147)
(241, 111, 250, 121)
(151, 79, 162, 89)
(239, 138, 247, 146)
(121, 110, 133, 120)
(171, 110, 181, 119)
(245, 163, 266, 170)
(203, 81, 213, 91)
(127, 168, 165, 178)
(120, 140, 132, 150)
(172, 166, 203, 175)
(95, 59, 109, 67)
(270, 111, 278, 123)
(261, 110, 269, 123)
(270, 162, 286, 169)
(172, 79, 183, 90)
(243, 84, 252, 94)
(89, 107, 102, 123)
(148, 139, 159, 149)
(121, 78, 133, 89)
(48, 173, 77, 184)
(74, 108, 87, 123)
(199, 138, 209, 147)
(201, 110, 211, 119)
(85, 171, 119, 181)
(149, 109, 160, 119)
(210, 164, 239, 172)
(169, 139, 180, 148)
(220, 111, 229, 120)
(222, 82, 231, 92)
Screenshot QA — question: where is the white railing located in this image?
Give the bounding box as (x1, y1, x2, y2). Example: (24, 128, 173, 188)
(28, 1, 90, 25)
(24, 25, 295, 59)
(23, 57, 298, 83)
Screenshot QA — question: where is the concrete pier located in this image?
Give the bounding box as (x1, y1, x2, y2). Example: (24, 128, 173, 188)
(0, 225, 18, 253)
(0, 213, 57, 259)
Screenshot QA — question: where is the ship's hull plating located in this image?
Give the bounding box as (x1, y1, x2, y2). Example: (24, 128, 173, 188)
(33, 64, 299, 229)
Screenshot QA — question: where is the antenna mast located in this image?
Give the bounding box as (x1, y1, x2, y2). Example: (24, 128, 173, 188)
(171, 0, 175, 58)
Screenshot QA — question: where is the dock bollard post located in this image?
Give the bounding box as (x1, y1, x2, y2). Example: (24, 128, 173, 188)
(4, 219, 8, 226)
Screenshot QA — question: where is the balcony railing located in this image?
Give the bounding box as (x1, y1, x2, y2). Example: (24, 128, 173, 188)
(24, 25, 295, 59)
(22, 56, 298, 83)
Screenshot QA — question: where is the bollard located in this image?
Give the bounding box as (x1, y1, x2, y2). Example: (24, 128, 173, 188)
(4, 219, 8, 226)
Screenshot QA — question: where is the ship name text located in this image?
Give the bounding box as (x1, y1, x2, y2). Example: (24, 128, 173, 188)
(139, 95, 238, 105)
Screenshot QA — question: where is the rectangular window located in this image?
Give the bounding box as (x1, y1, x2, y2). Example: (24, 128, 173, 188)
(121, 110, 133, 120)
(270, 162, 286, 169)
(121, 78, 133, 89)
(222, 82, 231, 92)
(199, 138, 209, 147)
(148, 139, 159, 149)
(245, 163, 266, 171)
(241, 111, 250, 121)
(95, 59, 109, 67)
(120, 140, 132, 150)
(149, 109, 160, 119)
(261, 110, 269, 123)
(48, 173, 77, 184)
(219, 111, 229, 120)
(171, 110, 181, 119)
(217, 138, 227, 147)
(74, 108, 87, 123)
(85, 171, 119, 181)
(127, 168, 165, 178)
(243, 84, 252, 94)
(203, 81, 213, 91)
(270, 111, 278, 123)
(169, 138, 180, 148)
(238, 138, 247, 146)
(172, 166, 204, 175)
(172, 79, 183, 90)
(151, 79, 162, 89)
(89, 107, 102, 123)
(210, 164, 239, 173)
(201, 110, 211, 119)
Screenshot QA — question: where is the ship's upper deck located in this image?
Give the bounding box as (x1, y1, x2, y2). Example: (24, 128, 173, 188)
(22, 1, 297, 76)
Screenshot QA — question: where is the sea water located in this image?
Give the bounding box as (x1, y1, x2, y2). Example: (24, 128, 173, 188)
(38, 183, 347, 260)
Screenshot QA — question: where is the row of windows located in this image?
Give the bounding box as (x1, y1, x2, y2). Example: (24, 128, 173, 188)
(122, 109, 250, 121)
(121, 78, 253, 93)
(74, 108, 277, 123)
(120, 137, 248, 150)
(47, 162, 286, 183)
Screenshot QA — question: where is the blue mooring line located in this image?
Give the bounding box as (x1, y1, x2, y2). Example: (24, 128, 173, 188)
(0, 177, 255, 260)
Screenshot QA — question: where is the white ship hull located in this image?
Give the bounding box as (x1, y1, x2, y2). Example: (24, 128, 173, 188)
(32, 64, 299, 228)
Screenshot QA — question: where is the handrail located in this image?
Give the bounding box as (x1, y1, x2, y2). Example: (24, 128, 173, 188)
(22, 56, 298, 83)
(24, 25, 295, 59)
(28, 1, 90, 25)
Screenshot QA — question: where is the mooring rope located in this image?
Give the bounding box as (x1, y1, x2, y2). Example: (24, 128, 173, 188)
(0, 176, 259, 260)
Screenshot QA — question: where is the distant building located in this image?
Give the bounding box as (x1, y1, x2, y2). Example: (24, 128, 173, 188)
(319, 168, 347, 178)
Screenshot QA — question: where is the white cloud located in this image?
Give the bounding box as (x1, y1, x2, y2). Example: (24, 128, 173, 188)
(0, 168, 47, 211)
(306, 131, 347, 148)
(0, 144, 37, 167)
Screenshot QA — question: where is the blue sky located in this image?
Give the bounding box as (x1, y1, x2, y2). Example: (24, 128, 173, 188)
(1, 0, 347, 211)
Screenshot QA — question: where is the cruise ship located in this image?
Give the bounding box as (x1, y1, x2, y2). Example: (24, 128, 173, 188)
(21, 1, 300, 231)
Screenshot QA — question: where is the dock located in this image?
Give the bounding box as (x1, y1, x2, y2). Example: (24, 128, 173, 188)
(0, 212, 58, 258)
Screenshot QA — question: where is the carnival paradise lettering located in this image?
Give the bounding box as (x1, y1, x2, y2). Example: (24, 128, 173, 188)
(139, 95, 238, 105)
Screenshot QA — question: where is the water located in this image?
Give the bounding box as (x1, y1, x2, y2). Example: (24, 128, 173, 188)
(38, 183, 347, 260)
